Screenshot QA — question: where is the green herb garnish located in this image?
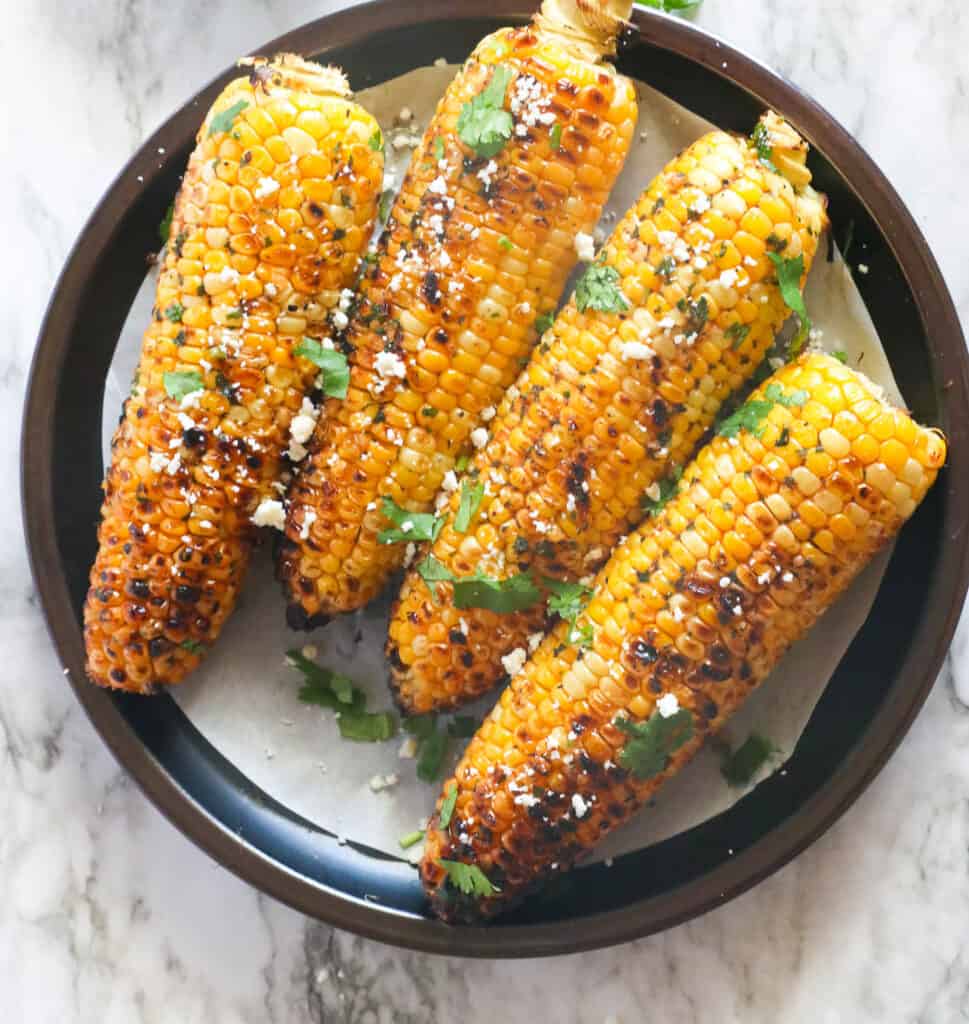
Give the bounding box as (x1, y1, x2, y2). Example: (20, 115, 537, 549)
(163, 302, 184, 323)
(208, 99, 249, 138)
(448, 716, 478, 738)
(454, 479, 485, 533)
(454, 454, 471, 473)
(640, 0, 702, 11)
(293, 339, 350, 399)
(438, 859, 497, 896)
(550, 123, 563, 150)
(453, 572, 541, 613)
(641, 467, 682, 517)
(433, 136, 445, 161)
(725, 322, 750, 350)
(750, 122, 778, 172)
(616, 708, 694, 780)
(832, 349, 848, 364)
(417, 729, 448, 783)
(368, 128, 383, 151)
(180, 638, 206, 654)
(717, 383, 808, 439)
(721, 732, 774, 786)
(499, 235, 512, 251)
(439, 783, 459, 829)
(399, 829, 425, 850)
(417, 554, 456, 601)
(338, 712, 397, 742)
(575, 262, 630, 314)
(534, 310, 555, 335)
(163, 370, 204, 402)
(656, 256, 676, 281)
(768, 251, 811, 354)
(159, 202, 174, 245)
(377, 496, 443, 545)
(457, 65, 514, 159)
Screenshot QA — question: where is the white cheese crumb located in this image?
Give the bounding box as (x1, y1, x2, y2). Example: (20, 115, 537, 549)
(527, 632, 544, 653)
(857, 263, 869, 275)
(574, 231, 596, 263)
(403, 542, 417, 567)
(427, 176, 448, 196)
(656, 692, 680, 718)
(301, 644, 318, 659)
(398, 106, 413, 122)
(481, 406, 496, 422)
(398, 736, 419, 759)
(264, 282, 277, 297)
(470, 427, 488, 449)
(332, 310, 349, 331)
(441, 470, 459, 493)
(369, 773, 400, 793)
(251, 499, 286, 530)
(299, 509, 317, 540)
(571, 793, 590, 818)
(149, 452, 168, 473)
(501, 646, 528, 678)
(620, 340, 654, 361)
(290, 398, 318, 445)
(719, 268, 739, 288)
(476, 160, 498, 189)
(433, 56, 448, 67)
(644, 482, 661, 502)
(374, 350, 407, 381)
(254, 177, 279, 199)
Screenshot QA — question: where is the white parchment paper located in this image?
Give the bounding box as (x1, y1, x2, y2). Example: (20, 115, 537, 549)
(102, 65, 901, 866)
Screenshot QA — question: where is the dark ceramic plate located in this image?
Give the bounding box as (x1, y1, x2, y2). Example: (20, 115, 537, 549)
(22, 0, 969, 957)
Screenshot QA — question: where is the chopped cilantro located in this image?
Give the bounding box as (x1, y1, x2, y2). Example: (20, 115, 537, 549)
(163, 302, 184, 323)
(180, 638, 206, 654)
(378, 188, 395, 224)
(447, 715, 478, 738)
(293, 339, 350, 399)
(457, 65, 514, 158)
(439, 783, 458, 829)
(641, 467, 683, 517)
(454, 453, 471, 473)
(499, 235, 512, 251)
(721, 732, 774, 786)
(767, 252, 811, 354)
(421, 406, 438, 417)
(575, 262, 630, 314)
(534, 310, 555, 335)
(678, 295, 709, 335)
(544, 578, 590, 623)
(616, 708, 694, 779)
(550, 123, 563, 150)
(159, 202, 174, 245)
(338, 712, 397, 742)
(417, 554, 455, 600)
(717, 383, 808, 439)
(416, 728, 448, 783)
(454, 479, 485, 533)
(725, 322, 750, 350)
(433, 136, 445, 161)
(750, 122, 778, 172)
(656, 256, 675, 281)
(226, 308, 242, 320)
(640, 0, 702, 11)
(832, 349, 848, 364)
(569, 621, 595, 648)
(378, 495, 444, 544)
(163, 370, 204, 402)
(399, 829, 425, 850)
(208, 99, 249, 138)
(453, 572, 541, 613)
(368, 128, 383, 151)
(438, 859, 497, 897)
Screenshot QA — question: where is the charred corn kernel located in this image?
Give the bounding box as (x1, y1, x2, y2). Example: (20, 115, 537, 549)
(278, 1, 639, 625)
(84, 55, 383, 694)
(421, 354, 946, 922)
(388, 112, 828, 715)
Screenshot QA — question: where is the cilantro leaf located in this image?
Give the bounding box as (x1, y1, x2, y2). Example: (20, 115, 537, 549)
(640, 0, 702, 10)
(377, 496, 444, 544)
(550, 123, 563, 150)
(568, 621, 595, 648)
(453, 572, 541, 613)
(616, 708, 694, 779)
(716, 398, 774, 439)
(437, 859, 497, 897)
(455, 453, 471, 473)
(534, 310, 555, 335)
(180, 638, 206, 654)
(163, 370, 204, 402)
(294, 339, 350, 399)
(768, 252, 811, 354)
(641, 467, 683, 517)
(575, 263, 630, 314)
(338, 711, 397, 742)
(678, 295, 709, 335)
(439, 783, 458, 829)
(725, 322, 750, 351)
(163, 302, 184, 323)
(403, 714, 438, 741)
(399, 829, 425, 849)
(545, 578, 592, 624)
(433, 136, 445, 161)
(378, 188, 395, 224)
(763, 383, 809, 408)
(499, 235, 512, 251)
(721, 732, 774, 786)
(416, 729, 449, 782)
(288, 649, 365, 713)
(208, 99, 249, 138)
(368, 128, 383, 151)
(750, 122, 778, 172)
(417, 554, 455, 600)
(159, 202, 174, 245)
(832, 349, 848, 364)
(457, 65, 514, 158)
(454, 479, 485, 533)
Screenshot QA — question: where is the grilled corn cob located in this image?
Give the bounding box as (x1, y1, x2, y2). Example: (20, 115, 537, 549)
(421, 353, 946, 922)
(84, 55, 383, 692)
(278, 0, 639, 625)
(389, 112, 828, 714)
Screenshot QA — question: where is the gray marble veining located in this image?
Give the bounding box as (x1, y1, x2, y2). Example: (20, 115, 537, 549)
(4, 1, 969, 1021)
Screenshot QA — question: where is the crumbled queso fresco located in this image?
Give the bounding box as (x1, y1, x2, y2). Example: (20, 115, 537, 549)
(251, 498, 286, 530)
(656, 692, 680, 718)
(501, 646, 527, 677)
(574, 231, 596, 263)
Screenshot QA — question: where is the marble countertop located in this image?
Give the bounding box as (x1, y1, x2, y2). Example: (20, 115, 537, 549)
(5, 1, 969, 1020)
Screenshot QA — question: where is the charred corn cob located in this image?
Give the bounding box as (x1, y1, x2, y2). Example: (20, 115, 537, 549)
(277, 0, 639, 625)
(389, 112, 828, 714)
(421, 353, 946, 922)
(84, 55, 383, 692)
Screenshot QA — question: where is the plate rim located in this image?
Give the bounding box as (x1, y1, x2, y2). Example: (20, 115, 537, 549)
(21, 0, 969, 957)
